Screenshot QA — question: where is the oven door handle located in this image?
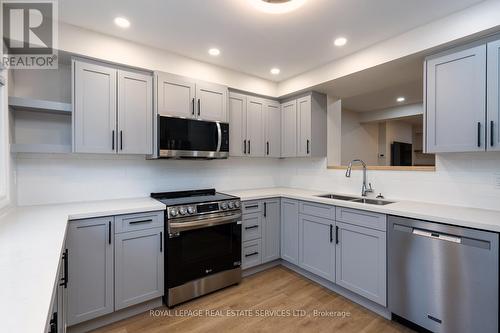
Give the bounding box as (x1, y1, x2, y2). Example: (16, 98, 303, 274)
(216, 122, 222, 152)
(169, 213, 242, 233)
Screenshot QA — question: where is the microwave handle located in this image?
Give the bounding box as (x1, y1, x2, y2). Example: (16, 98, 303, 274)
(216, 122, 222, 152)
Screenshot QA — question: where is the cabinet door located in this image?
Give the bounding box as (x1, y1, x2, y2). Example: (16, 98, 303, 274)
(246, 97, 265, 157)
(262, 199, 281, 263)
(335, 221, 386, 306)
(426, 44, 487, 153)
(156, 72, 196, 118)
(264, 100, 281, 157)
(58, 242, 67, 333)
(281, 100, 297, 157)
(73, 60, 117, 154)
(115, 227, 164, 310)
(488, 39, 500, 151)
(299, 214, 335, 281)
(229, 92, 247, 157)
(280, 198, 299, 264)
(66, 217, 114, 326)
(297, 96, 312, 157)
(117, 70, 153, 155)
(196, 82, 228, 122)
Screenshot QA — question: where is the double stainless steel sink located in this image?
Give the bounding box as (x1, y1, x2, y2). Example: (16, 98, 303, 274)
(316, 194, 394, 206)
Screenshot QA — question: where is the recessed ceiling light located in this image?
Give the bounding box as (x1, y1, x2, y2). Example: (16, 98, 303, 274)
(334, 37, 347, 47)
(270, 68, 281, 75)
(208, 48, 220, 56)
(248, 0, 307, 14)
(114, 17, 130, 28)
(397, 97, 406, 103)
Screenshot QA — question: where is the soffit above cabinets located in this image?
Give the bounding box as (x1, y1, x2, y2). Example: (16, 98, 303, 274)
(58, 0, 485, 81)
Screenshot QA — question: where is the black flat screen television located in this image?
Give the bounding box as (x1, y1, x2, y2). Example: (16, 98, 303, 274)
(391, 141, 412, 166)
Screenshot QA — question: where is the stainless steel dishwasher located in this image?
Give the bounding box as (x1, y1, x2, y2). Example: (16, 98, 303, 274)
(388, 216, 499, 333)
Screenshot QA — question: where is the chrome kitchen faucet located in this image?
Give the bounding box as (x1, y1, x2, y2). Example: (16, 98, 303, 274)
(346, 159, 374, 197)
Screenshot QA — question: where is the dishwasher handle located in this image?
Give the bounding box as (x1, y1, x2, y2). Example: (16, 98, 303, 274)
(412, 228, 461, 244)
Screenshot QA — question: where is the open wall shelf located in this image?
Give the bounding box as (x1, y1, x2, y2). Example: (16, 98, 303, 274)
(9, 96, 72, 115)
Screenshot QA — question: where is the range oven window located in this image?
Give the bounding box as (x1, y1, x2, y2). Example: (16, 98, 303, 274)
(159, 116, 228, 152)
(167, 222, 241, 288)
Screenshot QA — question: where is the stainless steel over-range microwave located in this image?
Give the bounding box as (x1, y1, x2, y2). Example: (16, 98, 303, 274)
(155, 116, 229, 159)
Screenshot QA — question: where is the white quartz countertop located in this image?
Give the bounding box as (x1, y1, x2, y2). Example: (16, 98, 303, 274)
(2, 187, 500, 333)
(0, 198, 165, 333)
(226, 187, 500, 232)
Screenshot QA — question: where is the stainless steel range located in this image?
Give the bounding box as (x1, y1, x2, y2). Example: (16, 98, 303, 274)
(151, 189, 242, 307)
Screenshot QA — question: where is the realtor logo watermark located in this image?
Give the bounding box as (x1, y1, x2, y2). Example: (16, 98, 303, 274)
(2, 0, 58, 69)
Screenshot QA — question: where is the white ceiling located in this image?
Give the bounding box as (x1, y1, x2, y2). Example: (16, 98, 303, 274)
(58, 0, 485, 81)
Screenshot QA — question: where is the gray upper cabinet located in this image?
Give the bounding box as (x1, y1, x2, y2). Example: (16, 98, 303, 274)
(281, 92, 327, 158)
(117, 70, 153, 155)
(488, 39, 500, 151)
(73, 59, 153, 155)
(425, 44, 487, 153)
(264, 101, 281, 157)
(229, 92, 247, 157)
(281, 198, 299, 265)
(196, 82, 228, 122)
(246, 97, 265, 157)
(297, 96, 312, 157)
(66, 217, 114, 326)
(73, 60, 116, 154)
(335, 221, 386, 306)
(281, 100, 297, 157)
(298, 214, 335, 281)
(156, 72, 195, 119)
(114, 227, 164, 310)
(262, 199, 281, 263)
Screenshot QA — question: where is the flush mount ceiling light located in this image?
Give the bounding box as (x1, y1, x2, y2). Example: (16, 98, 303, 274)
(270, 67, 281, 75)
(397, 97, 406, 103)
(334, 37, 348, 47)
(114, 17, 130, 28)
(248, 0, 307, 14)
(208, 48, 220, 56)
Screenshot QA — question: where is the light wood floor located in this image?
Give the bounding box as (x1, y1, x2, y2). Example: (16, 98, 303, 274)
(93, 266, 413, 333)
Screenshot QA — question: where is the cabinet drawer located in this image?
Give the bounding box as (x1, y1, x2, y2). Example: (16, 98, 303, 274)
(115, 211, 164, 233)
(242, 213, 262, 242)
(335, 207, 386, 231)
(242, 239, 262, 269)
(299, 201, 335, 219)
(242, 200, 262, 214)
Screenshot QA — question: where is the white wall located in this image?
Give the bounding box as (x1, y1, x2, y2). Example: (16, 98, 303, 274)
(341, 110, 379, 165)
(15, 155, 280, 206)
(58, 23, 278, 97)
(277, 154, 500, 211)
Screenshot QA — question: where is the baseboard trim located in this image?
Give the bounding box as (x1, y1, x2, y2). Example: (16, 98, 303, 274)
(243, 259, 282, 277)
(67, 297, 163, 333)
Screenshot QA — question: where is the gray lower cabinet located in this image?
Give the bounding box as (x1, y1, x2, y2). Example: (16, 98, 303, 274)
(262, 199, 281, 263)
(114, 227, 164, 310)
(335, 221, 387, 306)
(66, 217, 114, 326)
(242, 239, 262, 269)
(298, 214, 335, 281)
(280, 199, 299, 265)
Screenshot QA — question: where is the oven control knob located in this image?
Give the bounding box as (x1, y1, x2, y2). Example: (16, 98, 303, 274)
(234, 201, 240, 208)
(228, 201, 235, 209)
(170, 208, 178, 217)
(179, 207, 187, 215)
(220, 202, 228, 210)
(187, 206, 195, 214)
